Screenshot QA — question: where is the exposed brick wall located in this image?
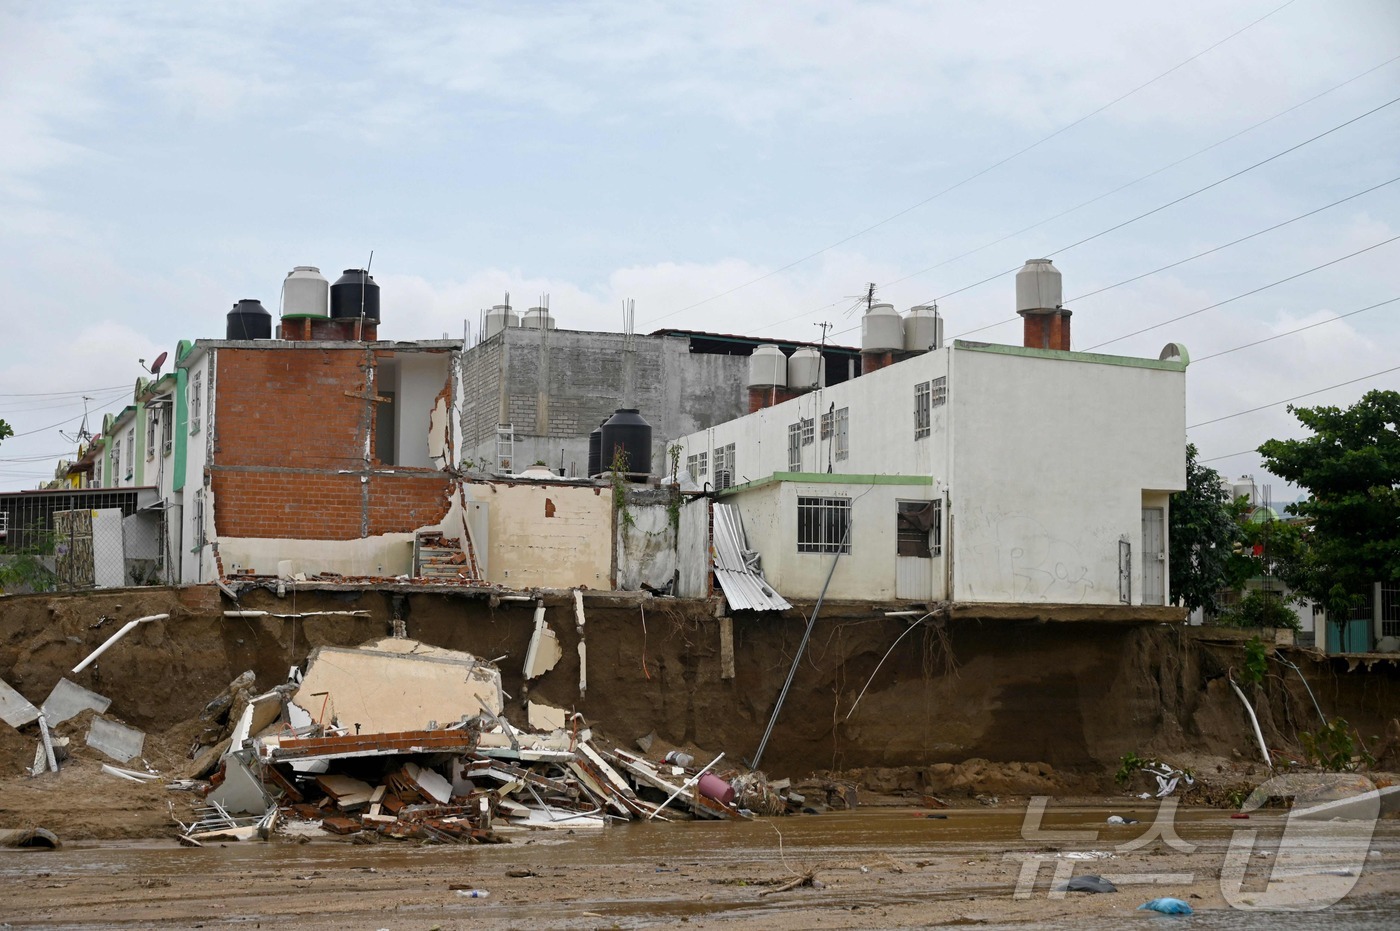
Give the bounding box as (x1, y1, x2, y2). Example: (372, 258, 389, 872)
(1020, 311, 1072, 351)
(209, 347, 451, 541)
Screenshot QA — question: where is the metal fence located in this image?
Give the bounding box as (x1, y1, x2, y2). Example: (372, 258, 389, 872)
(0, 487, 161, 592)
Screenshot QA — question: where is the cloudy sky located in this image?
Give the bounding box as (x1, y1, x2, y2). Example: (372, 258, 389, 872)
(1, 0, 1396, 494)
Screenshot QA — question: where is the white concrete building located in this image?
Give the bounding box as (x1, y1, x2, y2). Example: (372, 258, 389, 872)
(671, 338, 1188, 607)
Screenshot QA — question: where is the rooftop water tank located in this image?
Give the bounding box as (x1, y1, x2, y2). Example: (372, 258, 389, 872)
(226, 299, 272, 340)
(587, 419, 607, 477)
(522, 306, 556, 330)
(484, 304, 518, 338)
(861, 302, 904, 353)
(600, 408, 652, 477)
(1231, 476, 1257, 505)
(1015, 259, 1062, 313)
(788, 347, 824, 390)
(282, 266, 329, 318)
(329, 269, 380, 322)
(904, 304, 943, 352)
(747, 344, 788, 388)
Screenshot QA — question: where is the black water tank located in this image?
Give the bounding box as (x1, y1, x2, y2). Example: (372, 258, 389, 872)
(226, 299, 272, 339)
(587, 420, 605, 477)
(330, 268, 380, 322)
(600, 409, 652, 476)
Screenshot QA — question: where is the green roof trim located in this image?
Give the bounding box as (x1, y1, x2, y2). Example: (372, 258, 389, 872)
(952, 339, 1188, 371)
(719, 471, 933, 496)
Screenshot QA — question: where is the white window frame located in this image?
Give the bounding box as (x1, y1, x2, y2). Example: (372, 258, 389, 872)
(787, 423, 802, 472)
(190, 371, 203, 435)
(800, 416, 815, 446)
(123, 428, 134, 480)
(914, 381, 931, 439)
(797, 495, 851, 554)
(833, 407, 849, 461)
(145, 412, 157, 461)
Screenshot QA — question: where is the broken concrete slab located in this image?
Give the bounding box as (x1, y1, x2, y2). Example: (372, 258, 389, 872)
(526, 700, 568, 732)
(86, 716, 145, 763)
(209, 753, 274, 815)
(292, 638, 502, 736)
(405, 761, 453, 805)
(523, 603, 562, 679)
(0, 677, 40, 729)
(40, 677, 111, 725)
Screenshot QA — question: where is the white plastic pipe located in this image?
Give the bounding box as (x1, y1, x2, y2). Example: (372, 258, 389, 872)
(647, 753, 725, 821)
(1229, 677, 1272, 769)
(72, 614, 169, 674)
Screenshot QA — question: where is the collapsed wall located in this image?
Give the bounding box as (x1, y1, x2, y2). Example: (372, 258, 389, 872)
(2, 586, 1397, 789)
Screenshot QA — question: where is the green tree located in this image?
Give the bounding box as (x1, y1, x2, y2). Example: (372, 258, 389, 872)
(0, 418, 11, 445)
(1170, 443, 1250, 614)
(1258, 390, 1400, 619)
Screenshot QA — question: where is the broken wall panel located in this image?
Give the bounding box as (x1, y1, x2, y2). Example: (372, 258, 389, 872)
(41, 677, 112, 725)
(86, 716, 146, 763)
(293, 639, 502, 736)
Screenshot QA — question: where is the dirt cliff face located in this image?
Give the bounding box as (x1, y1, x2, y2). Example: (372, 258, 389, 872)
(2, 586, 1397, 788)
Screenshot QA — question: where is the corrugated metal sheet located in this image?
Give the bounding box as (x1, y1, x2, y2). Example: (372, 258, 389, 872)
(712, 503, 792, 612)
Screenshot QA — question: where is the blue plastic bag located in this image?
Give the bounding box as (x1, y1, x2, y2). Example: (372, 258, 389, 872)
(1138, 897, 1193, 915)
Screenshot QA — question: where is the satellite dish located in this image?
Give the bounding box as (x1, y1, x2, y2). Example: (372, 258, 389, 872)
(149, 351, 168, 377)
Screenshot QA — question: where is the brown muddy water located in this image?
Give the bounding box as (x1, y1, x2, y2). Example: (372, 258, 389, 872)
(1, 808, 1397, 929)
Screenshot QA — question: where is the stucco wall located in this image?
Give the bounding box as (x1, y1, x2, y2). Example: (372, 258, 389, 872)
(465, 481, 613, 588)
(950, 345, 1185, 605)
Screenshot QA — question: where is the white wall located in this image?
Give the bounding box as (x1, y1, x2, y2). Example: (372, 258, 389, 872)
(672, 340, 1186, 606)
(180, 350, 215, 584)
(392, 352, 453, 468)
(951, 346, 1185, 605)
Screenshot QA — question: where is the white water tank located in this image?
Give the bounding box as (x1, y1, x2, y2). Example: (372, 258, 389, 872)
(788, 347, 824, 390)
(904, 304, 943, 352)
(748, 344, 788, 388)
(1015, 259, 1062, 313)
(862, 302, 904, 352)
(1232, 476, 1257, 505)
(522, 306, 556, 330)
(484, 304, 518, 338)
(283, 266, 329, 317)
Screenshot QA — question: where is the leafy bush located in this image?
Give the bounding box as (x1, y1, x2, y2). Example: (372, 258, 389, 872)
(1300, 718, 1374, 772)
(1217, 590, 1301, 631)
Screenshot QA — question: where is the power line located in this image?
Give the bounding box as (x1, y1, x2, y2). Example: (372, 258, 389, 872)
(1200, 448, 1264, 464)
(1188, 364, 1400, 429)
(0, 384, 128, 398)
(833, 235, 1400, 347)
(6, 412, 87, 439)
(642, 0, 1301, 326)
(931, 179, 1399, 341)
(1085, 235, 1400, 351)
(1067, 176, 1400, 303)
(880, 55, 1400, 297)
(746, 54, 1400, 340)
(1193, 297, 1399, 363)
(921, 93, 1400, 308)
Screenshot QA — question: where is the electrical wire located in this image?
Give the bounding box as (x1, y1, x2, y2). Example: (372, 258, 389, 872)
(642, 0, 1302, 326)
(744, 54, 1400, 339)
(1187, 364, 1400, 429)
(0, 384, 128, 398)
(1192, 297, 1399, 363)
(919, 94, 1400, 309)
(1085, 235, 1400, 351)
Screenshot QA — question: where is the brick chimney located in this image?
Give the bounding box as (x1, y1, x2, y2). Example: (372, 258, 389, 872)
(1015, 258, 1070, 351)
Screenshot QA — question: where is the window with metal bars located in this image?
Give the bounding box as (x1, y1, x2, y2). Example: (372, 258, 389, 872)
(930, 375, 947, 408)
(713, 444, 735, 490)
(800, 417, 815, 446)
(797, 496, 851, 554)
(914, 381, 931, 439)
(787, 423, 802, 471)
(686, 451, 708, 478)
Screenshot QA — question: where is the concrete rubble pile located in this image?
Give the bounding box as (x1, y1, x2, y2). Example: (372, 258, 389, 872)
(177, 637, 790, 845)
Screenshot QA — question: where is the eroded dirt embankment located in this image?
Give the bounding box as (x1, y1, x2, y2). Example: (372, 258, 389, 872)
(2, 585, 1398, 836)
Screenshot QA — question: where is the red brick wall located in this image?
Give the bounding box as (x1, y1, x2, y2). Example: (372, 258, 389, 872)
(209, 347, 450, 541)
(1020, 311, 1071, 351)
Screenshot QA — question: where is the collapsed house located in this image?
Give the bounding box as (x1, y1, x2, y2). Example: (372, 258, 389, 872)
(180, 636, 792, 843)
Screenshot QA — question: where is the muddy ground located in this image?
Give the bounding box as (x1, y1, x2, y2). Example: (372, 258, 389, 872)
(2, 584, 1399, 844)
(2, 806, 1398, 929)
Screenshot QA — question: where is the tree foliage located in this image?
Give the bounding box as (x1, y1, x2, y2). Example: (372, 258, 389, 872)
(1170, 443, 1250, 614)
(0, 418, 12, 446)
(1258, 390, 1400, 619)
